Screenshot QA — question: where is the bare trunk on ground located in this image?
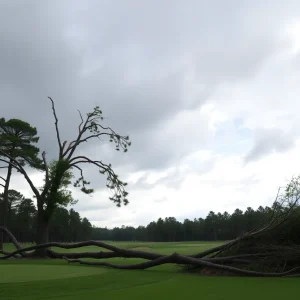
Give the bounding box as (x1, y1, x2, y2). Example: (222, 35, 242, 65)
(1, 203, 300, 277)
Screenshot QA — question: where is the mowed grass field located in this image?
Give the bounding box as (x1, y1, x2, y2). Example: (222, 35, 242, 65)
(0, 241, 299, 300)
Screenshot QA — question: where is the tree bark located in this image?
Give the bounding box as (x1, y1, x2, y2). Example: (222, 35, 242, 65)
(0, 202, 3, 250)
(34, 214, 50, 257)
(0, 162, 12, 249)
(0, 226, 26, 257)
(3, 163, 12, 240)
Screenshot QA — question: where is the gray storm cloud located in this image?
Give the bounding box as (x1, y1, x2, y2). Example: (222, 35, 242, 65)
(1, 0, 300, 226)
(1, 0, 295, 169)
(245, 128, 296, 163)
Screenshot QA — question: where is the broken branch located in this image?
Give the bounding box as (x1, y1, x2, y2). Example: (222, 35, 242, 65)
(48, 97, 63, 156)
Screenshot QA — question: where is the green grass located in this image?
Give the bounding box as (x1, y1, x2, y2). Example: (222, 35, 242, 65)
(1, 241, 299, 299)
(0, 264, 108, 283)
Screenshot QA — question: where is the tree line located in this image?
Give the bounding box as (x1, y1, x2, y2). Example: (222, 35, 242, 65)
(96, 206, 273, 242)
(1, 189, 278, 243)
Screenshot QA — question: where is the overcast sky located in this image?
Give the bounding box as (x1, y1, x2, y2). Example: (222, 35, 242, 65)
(2, 0, 300, 228)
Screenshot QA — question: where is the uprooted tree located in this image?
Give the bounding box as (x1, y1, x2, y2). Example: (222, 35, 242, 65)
(1, 175, 300, 277)
(0, 97, 131, 256)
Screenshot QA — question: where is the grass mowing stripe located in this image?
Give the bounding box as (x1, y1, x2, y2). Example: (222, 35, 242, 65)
(0, 265, 107, 283)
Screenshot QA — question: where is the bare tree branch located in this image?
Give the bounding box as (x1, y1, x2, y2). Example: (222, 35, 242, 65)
(63, 107, 130, 160)
(42, 151, 49, 185)
(0, 226, 26, 256)
(63, 252, 300, 277)
(0, 152, 40, 200)
(77, 110, 84, 133)
(0, 157, 22, 174)
(70, 157, 117, 184)
(48, 97, 63, 156)
(0, 250, 22, 257)
(63, 113, 90, 159)
(65, 132, 112, 151)
(69, 156, 110, 168)
(70, 155, 128, 205)
(61, 141, 67, 154)
(72, 164, 83, 177)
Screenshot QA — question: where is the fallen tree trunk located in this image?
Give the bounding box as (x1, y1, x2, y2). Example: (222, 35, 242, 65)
(1, 193, 300, 277)
(0, 238, 273, 263)
(1, 234, 300, 277)
(0, 226, 27, 257)
(62, 253, 300, 277)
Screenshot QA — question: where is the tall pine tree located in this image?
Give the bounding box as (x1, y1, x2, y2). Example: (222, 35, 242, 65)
(0, 118, 42, 249)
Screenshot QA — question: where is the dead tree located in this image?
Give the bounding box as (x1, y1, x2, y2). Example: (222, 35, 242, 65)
(0, 97, 131, 256)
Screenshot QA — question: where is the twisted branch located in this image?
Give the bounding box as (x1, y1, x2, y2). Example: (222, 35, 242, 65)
(0, 226, 26, 257)
(63, 253, 300, 277)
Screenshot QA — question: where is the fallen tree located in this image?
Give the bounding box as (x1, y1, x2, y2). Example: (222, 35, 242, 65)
(1, 178, 300, 277)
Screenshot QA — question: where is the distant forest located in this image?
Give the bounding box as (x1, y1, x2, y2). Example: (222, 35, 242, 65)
(1, 189, 276, 243)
